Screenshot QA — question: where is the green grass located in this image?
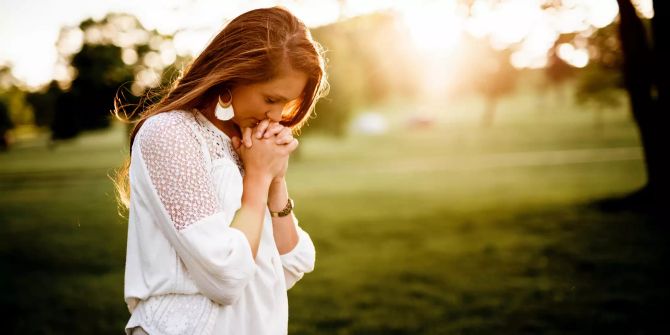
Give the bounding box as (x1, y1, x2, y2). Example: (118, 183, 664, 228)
(1, 94, 667, 334)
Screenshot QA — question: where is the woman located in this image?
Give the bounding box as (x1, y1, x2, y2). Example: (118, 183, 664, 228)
(113, 6, 329, 334)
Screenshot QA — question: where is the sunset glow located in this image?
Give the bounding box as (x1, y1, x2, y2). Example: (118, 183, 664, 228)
(398, 1, 464, 54)
(0, 0, 656, 89)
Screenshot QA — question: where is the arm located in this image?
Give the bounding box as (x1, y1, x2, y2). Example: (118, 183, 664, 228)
(230, 173, 273, 259)
(268, 177, 299, 254)
(237, 119, 315, 289)
(268, 177, 316, 290)
(137, 114, 261, 306)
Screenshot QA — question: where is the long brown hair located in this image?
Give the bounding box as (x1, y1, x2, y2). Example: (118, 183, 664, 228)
(111, 6, 329, 214)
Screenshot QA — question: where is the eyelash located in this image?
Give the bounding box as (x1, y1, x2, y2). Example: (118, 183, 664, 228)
(265, 98, 276, 104)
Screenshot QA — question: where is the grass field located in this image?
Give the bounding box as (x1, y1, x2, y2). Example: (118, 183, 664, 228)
(1, 94, 667, 334)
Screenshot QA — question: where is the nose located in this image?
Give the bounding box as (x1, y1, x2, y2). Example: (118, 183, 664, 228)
(266, 107, 283, 123)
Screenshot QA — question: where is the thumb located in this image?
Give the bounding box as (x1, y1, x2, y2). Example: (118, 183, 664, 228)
(231, 136, 241, 153)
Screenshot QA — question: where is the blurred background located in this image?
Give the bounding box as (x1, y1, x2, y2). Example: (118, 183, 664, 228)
(1, 0, 667, 334)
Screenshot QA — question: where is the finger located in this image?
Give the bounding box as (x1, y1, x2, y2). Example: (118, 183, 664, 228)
(286, 138, 299, 152)
(275, 134, 294, 145)
(255, 119, 270, 139)
(264, 122, 284, 138)
(274, 128, 293, 143)
(231, 136, 241, 152)
(243, 127, 253, 148)
(273, 126, 291, 140)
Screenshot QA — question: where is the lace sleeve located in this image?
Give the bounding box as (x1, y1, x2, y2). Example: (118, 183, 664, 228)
(138, 112, 221, 231)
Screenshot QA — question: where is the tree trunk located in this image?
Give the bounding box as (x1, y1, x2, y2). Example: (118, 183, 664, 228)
(482, 95, 497, 127)
(651, 1, 668, 109)
(650, 0, 670, 211)
(615, 0, 667, 211)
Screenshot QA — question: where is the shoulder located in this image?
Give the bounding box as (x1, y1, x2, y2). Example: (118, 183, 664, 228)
(140, 110, 197, 141)
(143, 110, 195, 131)
(138, 110, 203, 152)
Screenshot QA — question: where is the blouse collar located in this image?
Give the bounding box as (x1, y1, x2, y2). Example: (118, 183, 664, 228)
(192, 109, 231, 141)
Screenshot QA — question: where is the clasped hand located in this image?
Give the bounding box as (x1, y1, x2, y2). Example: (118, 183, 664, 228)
(230, 119, 298, 181)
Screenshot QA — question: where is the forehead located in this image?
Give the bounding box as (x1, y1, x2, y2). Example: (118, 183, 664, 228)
(257, 69, 308, 100)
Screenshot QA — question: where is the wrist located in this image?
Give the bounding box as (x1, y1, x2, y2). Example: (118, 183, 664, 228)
(269, 198, 294, 218)
(268, 198, 288, 212)
(242, 173, 272, 209)
(268, 178, 288, 212)
(244, 172, 273, 187)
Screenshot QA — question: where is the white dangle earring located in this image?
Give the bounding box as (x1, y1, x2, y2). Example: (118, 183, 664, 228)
(215, 88, 235, 121)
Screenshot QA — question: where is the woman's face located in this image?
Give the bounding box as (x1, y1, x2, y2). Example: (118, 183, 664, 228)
(229, 67, 308, 129)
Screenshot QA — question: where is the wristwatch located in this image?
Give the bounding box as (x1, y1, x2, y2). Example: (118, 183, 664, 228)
(270, 198, 294, 218)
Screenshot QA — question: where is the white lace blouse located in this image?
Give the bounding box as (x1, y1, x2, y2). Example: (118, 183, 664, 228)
(123, 109, 316, 335)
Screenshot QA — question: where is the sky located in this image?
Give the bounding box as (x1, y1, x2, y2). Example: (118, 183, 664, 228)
(0, 0, 654, 89)
(0, 0, 387, 88)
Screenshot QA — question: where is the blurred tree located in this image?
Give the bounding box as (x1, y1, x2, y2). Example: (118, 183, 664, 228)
(26, 13, 179, 141)
(479, 47, 517, 127)
(464, 0, 667, 210)
(575, 64, 623, 109)
(452, 34, 519, 127)
(0, 65, 32, 127)
(62, 43, 135, 134)
(543, 35, 579, 108)
(309, 11, 421, 136)
(25, 82, 61, 128)
(575, 63, 625, 130)
(571, 23, 625, 129)
(612, 0, 668, 210)
(0, 65, 14, 91)
(0, 100, 12, 151)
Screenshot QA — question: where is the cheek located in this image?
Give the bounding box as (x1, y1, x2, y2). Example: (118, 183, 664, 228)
(235, 99, 258, 117)
(253, 100, 270, 117)
(235, 93, 267, 120)
(255, 99, 267, 112)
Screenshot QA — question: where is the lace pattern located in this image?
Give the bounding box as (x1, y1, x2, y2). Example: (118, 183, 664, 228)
(138, 111, 222, 231)
(190, 109, 244, 174)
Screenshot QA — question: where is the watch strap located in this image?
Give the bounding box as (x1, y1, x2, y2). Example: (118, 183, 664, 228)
(270, 198, 294, 217)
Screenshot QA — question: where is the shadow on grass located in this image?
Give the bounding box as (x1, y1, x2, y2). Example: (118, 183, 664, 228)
(504, 196, 668, 335)
(289, 198, 668, 335)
